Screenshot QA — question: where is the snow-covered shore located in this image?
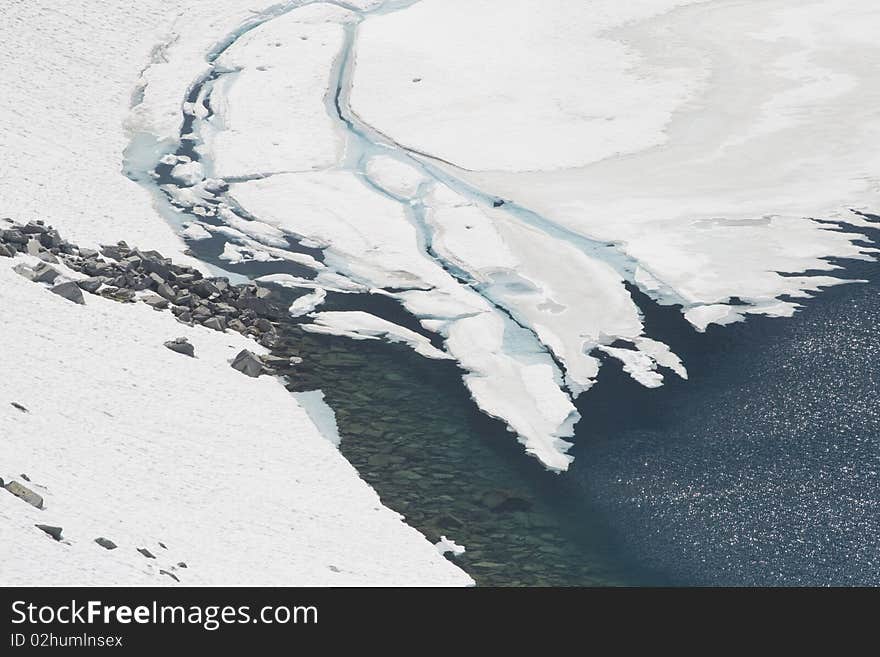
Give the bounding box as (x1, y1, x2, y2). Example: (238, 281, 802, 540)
(0, 1, 470, 586)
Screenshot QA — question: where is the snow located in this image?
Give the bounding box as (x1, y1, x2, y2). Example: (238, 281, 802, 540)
(205, 5, 353, 179)
(0, 259, 470, 586)
(170, 160, 204, 186)
(365, 155, 427, 198)
(302, 311, 453, 361)
(181, 222, 212, 241)
(435, 536, 466, 557)
(0, 0, 472, 586)
(352, 0, 880, 332)
(289, 288, 327, 317)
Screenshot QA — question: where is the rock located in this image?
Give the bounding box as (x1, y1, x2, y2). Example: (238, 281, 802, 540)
(95, 537, 117, 550)
(13, 262, 60, 284)
(110, 287, 136, 302)
(0, 243, 15, 257)
(50, 281, 85, 305)
(11, 266, 32, 282)
(137, 547, 156, 559)
(100, 243, 128, 260)
(21, 222, 48, 234)
(202, 316, 226, 332)
(230, 349, 264, 377)
(129, 274, 153, 291)
(192, 280, 219, 298)
(261, 355, 292, 369)
(32, 262, 61, 283)
(1, 229, 27, 244)
(39, 230, 63, 249)
(142, 294, 169, 310)
(493, 199, 505, 207)
(142, 257, 173, 280)
(159, 569, 180, 582)
(156, 282, 177, 301)
(83, 259, 113, 276)
(192, 305, 212, 321)
(78, 247, 99, 259)
(177, 311, 193, 324)
(4, 481, 43, 508)
(174, 293, 193, 307)
(227, 318, 248, 333)
(478, 489, 532, 513)
(76, 277, 104, 293)
(35, 525, 63, 541)
(37, 250, 59, 264)
(175, 273, 199, 285)
(164, 337, 195, 358)
(254, 318, 273, 332)
(10, 401, 28, 413)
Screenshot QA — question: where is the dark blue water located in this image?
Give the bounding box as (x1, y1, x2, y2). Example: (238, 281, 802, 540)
(568, 220, 880, 585)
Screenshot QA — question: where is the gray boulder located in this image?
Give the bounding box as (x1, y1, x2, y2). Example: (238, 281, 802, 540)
(95, 537, 117, 550)
(230, 349, 264, 377)
(164, 337, 195, 358)
(14, 262, 59, 284)
(33, 262, 60, 283)
(50, 281, 85, 305)
(35, 525, 63, 541)
(0, 243, 15, 257)
(202, 316, 226, 332)
(39, 230, 63, 249)
(21, 222, 47, 234)
(77, 277, 104, 293)
(83, 259, 113, 276)
(142, 294, 169, 310)
(156, 282, 177, 301)
(1, 229, 27, 244)
(5, 481, 43, 508)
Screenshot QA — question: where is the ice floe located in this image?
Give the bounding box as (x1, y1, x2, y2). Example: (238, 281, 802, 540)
(303, 311, 453, 361)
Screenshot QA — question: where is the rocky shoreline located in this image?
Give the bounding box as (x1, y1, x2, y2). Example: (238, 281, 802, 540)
(1, 218, 300, 379)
